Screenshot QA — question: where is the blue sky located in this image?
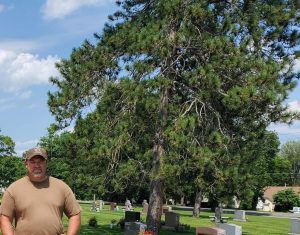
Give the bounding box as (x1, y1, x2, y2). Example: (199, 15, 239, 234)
(0, 0, 299, 156)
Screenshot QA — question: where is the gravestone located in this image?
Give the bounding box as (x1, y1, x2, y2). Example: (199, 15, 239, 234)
(168, 198, 175, 205)
(125, 199, 133, 211)
(234, 210, 246, 222)
(110, 202, 116, 211)
(124, 222, 146, 235)
(125, 211, 141, 222)
(142, 200, 149, 214)
(218, 223, 242, 235)
(99, 200, 104, 210)
(90, 201, 98, 211)
(290, 218, 300, 235)
(215, 204, 223, 223)
(162, 205, 172, 214)
(195, 227, 226, 235)
(291, 207, 300, 213)
(165, 212, 180, 229)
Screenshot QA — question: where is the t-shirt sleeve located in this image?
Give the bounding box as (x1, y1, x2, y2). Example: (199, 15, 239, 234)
(1, 190, 15, 218)
(63, 187, 81, 217)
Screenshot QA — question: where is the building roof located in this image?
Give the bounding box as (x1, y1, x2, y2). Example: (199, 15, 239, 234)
(263, 186, 300, 202)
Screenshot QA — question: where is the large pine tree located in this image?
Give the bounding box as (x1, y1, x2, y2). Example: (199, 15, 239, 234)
(48, 0, 300, 232)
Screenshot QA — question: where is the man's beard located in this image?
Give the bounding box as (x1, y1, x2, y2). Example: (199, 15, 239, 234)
(32, 170, 44, 177)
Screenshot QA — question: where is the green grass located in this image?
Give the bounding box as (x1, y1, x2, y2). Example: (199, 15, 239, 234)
(0, 203, 291, 234)
(69, 204, 290, 235)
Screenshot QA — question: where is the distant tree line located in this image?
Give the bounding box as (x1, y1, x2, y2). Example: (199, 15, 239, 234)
(2, 128, 300, 206)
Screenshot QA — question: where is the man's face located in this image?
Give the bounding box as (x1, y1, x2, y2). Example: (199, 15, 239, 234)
(25, 155, 47, 181)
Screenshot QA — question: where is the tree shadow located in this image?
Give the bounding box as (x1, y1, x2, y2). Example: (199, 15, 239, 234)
(171, 211, 212, 219)
(79, 224, 123, 234)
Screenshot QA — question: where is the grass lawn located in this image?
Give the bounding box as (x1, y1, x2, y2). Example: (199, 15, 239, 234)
(69, 203, 290, 235)
(0, 203, 291, 234)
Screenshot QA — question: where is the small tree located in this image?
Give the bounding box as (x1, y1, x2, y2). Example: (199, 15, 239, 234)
(273, 188, 300, 212)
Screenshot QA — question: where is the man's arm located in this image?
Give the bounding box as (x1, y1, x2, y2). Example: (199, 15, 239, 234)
(66, 213, 81, 235)
(0, 215, 14, 235)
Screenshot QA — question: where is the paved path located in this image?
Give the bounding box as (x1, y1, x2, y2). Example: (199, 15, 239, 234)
(269, 212, 300, 219)
(172, 205, 300, 219)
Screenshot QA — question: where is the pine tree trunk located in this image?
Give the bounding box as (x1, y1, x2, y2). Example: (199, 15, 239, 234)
(146, 178, 164, 233)
(146, 86, 169, 234)
(193, 191, 202, 217)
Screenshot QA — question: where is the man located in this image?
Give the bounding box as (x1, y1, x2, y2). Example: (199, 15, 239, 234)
(0, 147, 81, 235)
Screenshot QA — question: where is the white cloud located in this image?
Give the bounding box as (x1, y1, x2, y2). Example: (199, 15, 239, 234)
(288, 100, 300, 112)
(58, 125, 74, 134)
(41, 0, 111, 20)
(0, 49, 60, 92)
(294, 59, 300, 72)
(268, 121, 300, 145)
(269, 122, 300, 134)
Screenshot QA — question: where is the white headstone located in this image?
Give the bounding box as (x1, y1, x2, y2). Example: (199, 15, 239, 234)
(99, 200, 104, 210)
(142, 200, 148, 214)
(125, 199, 133, 211)
(234, 210, 246, 222)
(290, 218, 300, 235)
(218, 223, 242, 235)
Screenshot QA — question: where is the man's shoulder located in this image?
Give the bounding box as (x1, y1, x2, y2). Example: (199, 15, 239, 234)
(5, 176, 28, 193)
(7, 176, 28, 188)
(49, 176, 70, 187)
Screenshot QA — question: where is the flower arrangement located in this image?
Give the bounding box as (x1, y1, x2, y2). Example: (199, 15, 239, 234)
(139, 230, 156, 235)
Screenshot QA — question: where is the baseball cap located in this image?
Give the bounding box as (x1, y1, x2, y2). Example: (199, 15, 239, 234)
(25, 147, 48, 160)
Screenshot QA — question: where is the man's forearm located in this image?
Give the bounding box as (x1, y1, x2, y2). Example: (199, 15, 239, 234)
(66, 213, 81, 235)
(1, 215, 14, 235)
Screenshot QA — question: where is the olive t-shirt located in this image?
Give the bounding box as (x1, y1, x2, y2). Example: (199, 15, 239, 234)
(1, 176, 81, 235)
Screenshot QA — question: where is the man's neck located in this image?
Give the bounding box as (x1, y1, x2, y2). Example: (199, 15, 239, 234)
(28, 175, 48, 182)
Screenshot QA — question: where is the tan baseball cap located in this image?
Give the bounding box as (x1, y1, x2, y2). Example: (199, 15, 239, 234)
(25, 147, 48, 160)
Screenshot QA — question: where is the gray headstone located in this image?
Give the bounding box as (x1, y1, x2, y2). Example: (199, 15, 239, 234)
(90, 201, 98, 211)
(234, 210, 246, 222)
(162, 205, 172, 214)
(110, 202, 116, 211)
(124, 222, 146, 235)
(217, 223, 242, 235)
(99, 200, 104, 210)
(165, 212, 180, 228)
(142, 200, 148, 214)
(290, 218, 300, 235)
(125, 199, 133, 211)
(215, 205, 223, 223)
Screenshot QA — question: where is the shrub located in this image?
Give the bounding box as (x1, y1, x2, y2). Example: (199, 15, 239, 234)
(111, 219, 117, 224)
(88, 216, 98, 227)
(117, 217, 125, 229)
(273, 188, 300, 212)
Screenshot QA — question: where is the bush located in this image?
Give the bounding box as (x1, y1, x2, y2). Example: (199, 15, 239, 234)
(117, 217, 125, 229)
(273, 188, 300, 212)
(88, 216, 98, 227)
